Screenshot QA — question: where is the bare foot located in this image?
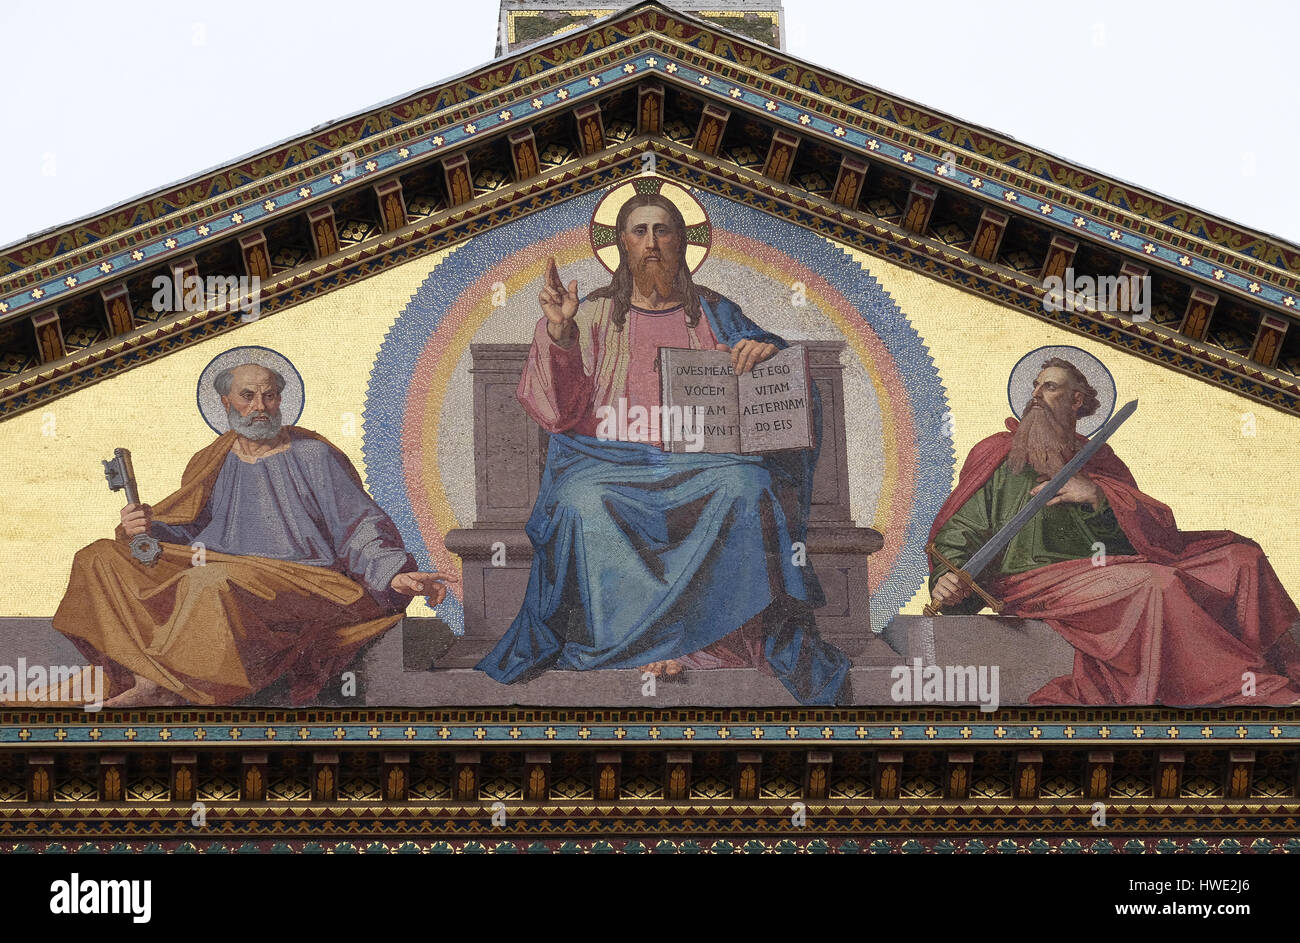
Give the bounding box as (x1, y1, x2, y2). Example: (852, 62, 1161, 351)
(105, 676, 187, 708)
(638, 660, 686, 680)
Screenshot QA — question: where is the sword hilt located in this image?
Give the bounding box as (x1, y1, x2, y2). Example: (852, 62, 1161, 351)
(923, 542, 1003, 616)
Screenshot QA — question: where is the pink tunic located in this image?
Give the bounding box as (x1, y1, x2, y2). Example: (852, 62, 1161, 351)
(516, 299, 760, 669)
(626, 305, 691, 445)
(519, 302, 718, 443)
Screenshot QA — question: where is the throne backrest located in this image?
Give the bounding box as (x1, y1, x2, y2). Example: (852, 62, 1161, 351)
(464, 341, 853, 526)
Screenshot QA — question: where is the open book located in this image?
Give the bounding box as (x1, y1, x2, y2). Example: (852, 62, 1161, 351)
(658, 344, 815, 454)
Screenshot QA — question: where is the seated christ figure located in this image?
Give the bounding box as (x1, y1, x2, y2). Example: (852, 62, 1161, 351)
(475, 189, 851, 704)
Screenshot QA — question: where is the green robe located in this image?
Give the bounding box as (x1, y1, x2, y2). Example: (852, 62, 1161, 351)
(929, 461, 1136, 614)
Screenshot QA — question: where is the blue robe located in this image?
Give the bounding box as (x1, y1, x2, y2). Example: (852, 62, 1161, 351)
(477, 294, 851, 705)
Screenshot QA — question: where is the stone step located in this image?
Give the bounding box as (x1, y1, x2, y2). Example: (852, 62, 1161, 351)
(0, 612, 1077, 708)
(372, 614, 1072, 706)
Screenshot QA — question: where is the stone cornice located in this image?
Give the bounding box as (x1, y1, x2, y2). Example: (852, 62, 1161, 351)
(2, 1, 1295, 311)
(3, 146, 1298, 422)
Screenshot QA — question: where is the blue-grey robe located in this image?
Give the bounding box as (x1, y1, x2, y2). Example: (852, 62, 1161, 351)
(150, 437, 415, 611)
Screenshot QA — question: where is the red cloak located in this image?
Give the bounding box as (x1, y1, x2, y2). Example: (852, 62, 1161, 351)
(929, 418, 1300, 705)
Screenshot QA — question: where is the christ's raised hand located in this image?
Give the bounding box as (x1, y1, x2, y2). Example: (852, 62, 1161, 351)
(540, 257, 579, 345)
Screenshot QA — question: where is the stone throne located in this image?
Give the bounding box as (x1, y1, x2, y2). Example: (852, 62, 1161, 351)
(441, 340, 884, 667)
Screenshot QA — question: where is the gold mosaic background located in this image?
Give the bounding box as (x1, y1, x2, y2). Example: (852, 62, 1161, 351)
(0, 236, 1296, 618)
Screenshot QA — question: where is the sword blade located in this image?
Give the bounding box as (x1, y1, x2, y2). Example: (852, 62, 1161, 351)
(964, 398, 1138, 578)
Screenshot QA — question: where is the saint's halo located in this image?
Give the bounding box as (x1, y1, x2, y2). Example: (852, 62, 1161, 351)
(196, 345, 305, 434)
(1007, 345, 1116, 437)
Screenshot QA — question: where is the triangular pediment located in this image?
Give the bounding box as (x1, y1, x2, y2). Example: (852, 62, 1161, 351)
(1, 0, 1296, 418)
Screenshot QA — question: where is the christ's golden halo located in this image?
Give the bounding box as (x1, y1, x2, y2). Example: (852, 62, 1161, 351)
(590, 176, 711, 275)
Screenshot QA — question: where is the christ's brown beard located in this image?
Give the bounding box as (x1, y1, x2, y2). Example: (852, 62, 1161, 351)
(632, 257, 678, 302)
(1008, 398, 1077, 477)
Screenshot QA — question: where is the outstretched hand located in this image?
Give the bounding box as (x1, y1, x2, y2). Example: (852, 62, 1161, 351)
(389, 571, 460, 604)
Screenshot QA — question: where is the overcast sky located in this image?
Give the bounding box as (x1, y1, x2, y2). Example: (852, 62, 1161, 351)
(0, 0, 1295, 249)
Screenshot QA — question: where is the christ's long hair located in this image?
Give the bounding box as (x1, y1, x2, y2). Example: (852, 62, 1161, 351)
(586, 192, 718, 331)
